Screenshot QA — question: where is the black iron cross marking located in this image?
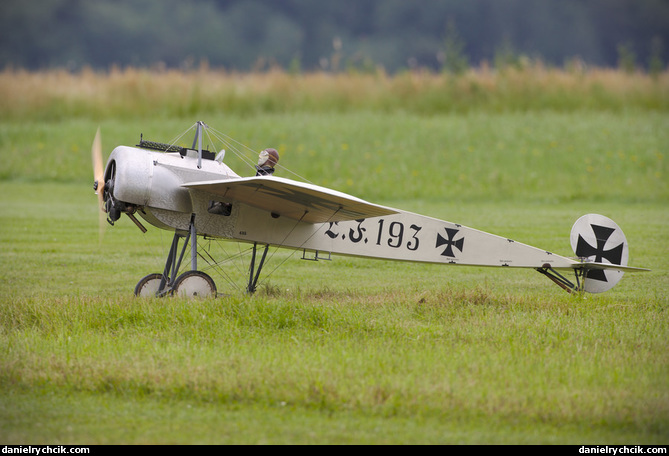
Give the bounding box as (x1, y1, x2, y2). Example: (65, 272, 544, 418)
(436, 228, 464, 258)
(575, 224, 624, 282)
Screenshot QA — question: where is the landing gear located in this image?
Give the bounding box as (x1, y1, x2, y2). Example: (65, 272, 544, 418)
(173, 270, 217, 298)
(134, 273, 164, 297)
(134, 214, 217, 298)
(247, 242, 269, 294)
(133, 214, 270, 298)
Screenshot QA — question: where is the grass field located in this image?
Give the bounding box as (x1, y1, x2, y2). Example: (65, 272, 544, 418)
(0, 69, 668, 444)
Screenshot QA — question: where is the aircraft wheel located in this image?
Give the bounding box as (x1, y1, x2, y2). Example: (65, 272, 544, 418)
(173, 271, 217, 298)
(134, 273, 165, 297)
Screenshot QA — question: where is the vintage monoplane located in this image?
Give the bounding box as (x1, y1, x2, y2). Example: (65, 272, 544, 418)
(92, 121, 648, 298)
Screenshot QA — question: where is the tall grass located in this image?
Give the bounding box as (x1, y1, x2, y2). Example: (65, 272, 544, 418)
(1, 282, 667, 443)
(1, 284, 667, 436)
(0, 65, 667, 121)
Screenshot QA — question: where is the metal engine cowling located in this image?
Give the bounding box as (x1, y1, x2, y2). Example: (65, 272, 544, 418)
(103, 146, 193, 219)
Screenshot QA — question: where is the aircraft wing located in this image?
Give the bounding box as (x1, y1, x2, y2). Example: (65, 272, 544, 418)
(183, 176, 399, 223)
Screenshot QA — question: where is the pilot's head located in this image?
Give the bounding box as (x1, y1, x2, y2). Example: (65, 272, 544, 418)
(258, 148, 279, 168)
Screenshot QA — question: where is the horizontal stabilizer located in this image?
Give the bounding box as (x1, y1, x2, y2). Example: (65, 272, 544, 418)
(183, 176, 398, 223)
(570, 261, 650, 273)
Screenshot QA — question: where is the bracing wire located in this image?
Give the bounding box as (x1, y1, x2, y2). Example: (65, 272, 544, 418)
(205, 124, 314, 183)
(161, 122, 315, 184)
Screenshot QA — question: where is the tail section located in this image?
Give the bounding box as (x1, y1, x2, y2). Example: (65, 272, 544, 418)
(568, 214, 647, 293)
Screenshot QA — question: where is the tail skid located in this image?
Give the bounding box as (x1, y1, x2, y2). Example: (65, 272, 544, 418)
(537, 265, 584, 294)
(537, 261, 649, 294)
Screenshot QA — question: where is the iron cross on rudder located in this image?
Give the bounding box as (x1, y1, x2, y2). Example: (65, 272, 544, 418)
(575, 224, 624, 282)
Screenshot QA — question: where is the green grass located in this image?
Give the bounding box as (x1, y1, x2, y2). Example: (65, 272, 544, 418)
(1, 111, 667, 202)
(0, 109, 668, 444)
(1, 291, 666, 444)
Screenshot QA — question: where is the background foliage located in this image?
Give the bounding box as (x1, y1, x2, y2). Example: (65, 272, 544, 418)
(1, 0, 668, 72)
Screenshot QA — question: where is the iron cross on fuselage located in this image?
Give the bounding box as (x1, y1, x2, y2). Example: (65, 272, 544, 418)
(436, 227, 464, 258)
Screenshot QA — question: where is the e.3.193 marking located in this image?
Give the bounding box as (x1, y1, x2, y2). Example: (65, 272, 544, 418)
(324, 219, 422, 251)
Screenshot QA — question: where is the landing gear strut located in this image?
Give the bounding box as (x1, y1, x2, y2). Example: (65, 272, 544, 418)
(134, 214, 216, 298)
(247, 242, 270, 294)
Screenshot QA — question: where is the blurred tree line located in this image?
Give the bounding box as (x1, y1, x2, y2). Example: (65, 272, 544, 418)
(1, 0, 667, 73)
